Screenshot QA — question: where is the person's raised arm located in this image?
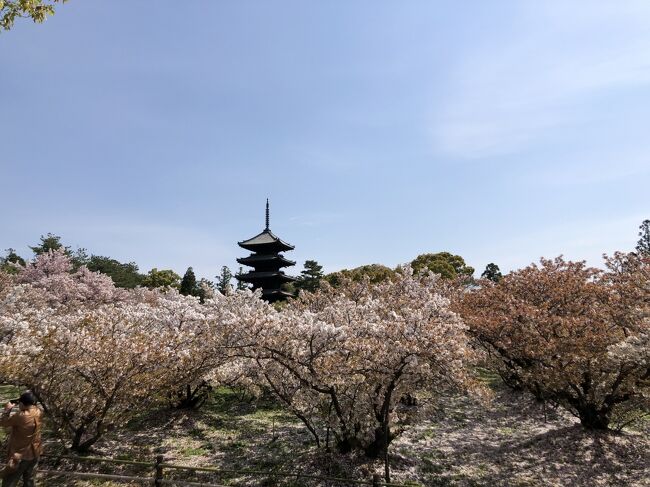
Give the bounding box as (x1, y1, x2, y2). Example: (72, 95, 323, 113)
(0, 401, 17, 426)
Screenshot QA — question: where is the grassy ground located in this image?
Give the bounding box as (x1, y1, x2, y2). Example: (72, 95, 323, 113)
(1, 381, 648, 486)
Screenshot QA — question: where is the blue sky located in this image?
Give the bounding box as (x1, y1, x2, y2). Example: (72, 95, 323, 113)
(1, 1, 649, 280)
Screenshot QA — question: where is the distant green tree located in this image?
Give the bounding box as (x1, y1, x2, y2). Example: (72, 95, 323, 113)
(29, 233, 88, 268)
(86, 255, 144, 288)
(410, 252, 474, 280)
(30, 233, 69, 255)
(325, 264, 395, 287)
(481, 263, 503, 282)
(0, 248, 25, 274)
(235, 266, 249, 291)
(279, 282, 296, 300)
(216, 266, 233, 295)
(1, 0, 67, 31)
(180, 267, 199, 297)
(71, 247, 90, 268)
(295, 260, 324, 293)
(636, 219, 650, 256)
(142, 268, 181, 289)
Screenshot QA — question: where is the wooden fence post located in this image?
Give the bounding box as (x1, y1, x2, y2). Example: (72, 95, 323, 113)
(154, 455, 164, 487)
(372, 473, 381, 486)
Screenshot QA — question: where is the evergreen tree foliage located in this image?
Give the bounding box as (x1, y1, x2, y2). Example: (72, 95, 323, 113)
(636, 219, 650, 256)
(235, 266, 249, 291)
(142, 268, 181, 289)
(29, 233, 88, 268)
(295, 260, 324, 293)
(481, 263, 503, 282)
(86, 256, 144, 289)
(30, 233, 69, 255)
(71, 248, 90, 268)
(410, 252, 474, 280)
(180, 267, 198, 297)
(325, 264, 395, 287)
(216, 266, 233, 295)
(0, 248, 25, 274)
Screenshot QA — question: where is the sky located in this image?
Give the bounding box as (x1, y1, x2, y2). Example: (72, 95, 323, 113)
(1, 0, 649, 280)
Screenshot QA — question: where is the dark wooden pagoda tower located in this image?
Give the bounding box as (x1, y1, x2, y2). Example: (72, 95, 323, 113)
(236, 200, 296, 302)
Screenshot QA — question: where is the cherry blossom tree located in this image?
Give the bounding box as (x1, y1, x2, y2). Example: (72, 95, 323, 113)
(0, 303, 177, 451)
(0, 251, 482, 457)
(0, 251, 238, 450)
(603, 252, 650, 426)
(14, 249, 122, 306)
(0, 269, 11, 295)
(460, 256, 649, 430)
(234, 269, 477, 458)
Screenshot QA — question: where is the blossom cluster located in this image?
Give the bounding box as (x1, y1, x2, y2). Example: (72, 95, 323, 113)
(0, 251, 238, 450)
(258, 269, 476, 457)
(0, 251, 475, 454)
(459, 254, 650, 430)
(2, 249, 647, 452)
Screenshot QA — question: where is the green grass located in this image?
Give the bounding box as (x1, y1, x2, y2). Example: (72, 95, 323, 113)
(180, 446, 211, 457)
(498, 426, 517, 435)
(474, 367, 503, 389)
(0, 384, 22, 402)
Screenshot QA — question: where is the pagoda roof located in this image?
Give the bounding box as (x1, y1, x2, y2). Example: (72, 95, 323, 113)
(237, 271, 297, 283)
(262, 289, 296, 301)
(238, 229, 294, 252)
(237, 254, 296, 267)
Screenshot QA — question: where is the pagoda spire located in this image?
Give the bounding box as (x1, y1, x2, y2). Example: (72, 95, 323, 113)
(237, 200, 296, 303)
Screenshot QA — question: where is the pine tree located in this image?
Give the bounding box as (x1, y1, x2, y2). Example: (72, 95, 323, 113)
(636, 219, 650, 256)
(29, 234, 89, 269)
(216, 266, 233, 295)
(481, 263, 503, 282)
(180, 267, 198, 296)
(86, 256, 144, 288)
(295, 260, 324, 293)
(235, 266, 248, 291)
(30, 233, 69, 255)
(0, 248, 25, 274)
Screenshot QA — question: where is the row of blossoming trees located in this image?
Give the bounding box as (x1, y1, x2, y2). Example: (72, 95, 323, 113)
(0, 249, 647, 455)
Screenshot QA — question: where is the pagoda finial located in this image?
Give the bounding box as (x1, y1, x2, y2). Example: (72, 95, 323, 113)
(265, 198, 270, 230)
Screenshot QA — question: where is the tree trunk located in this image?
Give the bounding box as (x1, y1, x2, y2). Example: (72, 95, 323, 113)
(577, 405, 610, 430)
(335, 436, 359, 454)
(74, 435, 100, 453)
(70, 427, 100, 453)
(362, 424, 393, 459)
(175, 382, 212, 409)
(70, 427, 84, 451)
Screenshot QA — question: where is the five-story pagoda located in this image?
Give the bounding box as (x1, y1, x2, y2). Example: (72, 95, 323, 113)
(236, 200, 296, 302)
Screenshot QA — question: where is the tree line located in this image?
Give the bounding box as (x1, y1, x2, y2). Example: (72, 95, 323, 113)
(3, 218, 649, 300)
(0, 219, 646, 469)
(0, 233, 492, 300)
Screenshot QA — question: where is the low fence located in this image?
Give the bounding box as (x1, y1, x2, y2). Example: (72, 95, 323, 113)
(38, 454, 411, 487)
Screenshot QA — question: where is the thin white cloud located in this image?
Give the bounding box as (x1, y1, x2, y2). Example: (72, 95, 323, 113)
(431, 1, 650, 159)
